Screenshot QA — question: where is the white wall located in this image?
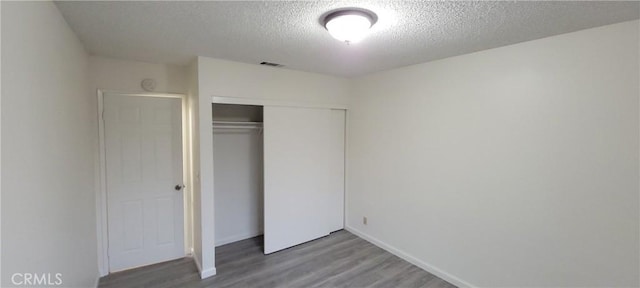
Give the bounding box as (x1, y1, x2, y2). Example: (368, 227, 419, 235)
(347, 20, 639, 287)
(213, 130, 263, 246)
(187, 59, 206, 276)
(196, 56, 350, 275)
(198, 57, 350, 107)
(0, 2, 3, 285)
(1, 2, 97, 286)
(89, 56, 187, 94)
(194, 58, 217, 278)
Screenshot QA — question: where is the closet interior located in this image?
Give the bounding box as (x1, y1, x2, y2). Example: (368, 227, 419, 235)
(213, 104, 264, 247)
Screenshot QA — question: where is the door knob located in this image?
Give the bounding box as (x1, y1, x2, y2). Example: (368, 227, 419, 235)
(175, 184, 185, 191)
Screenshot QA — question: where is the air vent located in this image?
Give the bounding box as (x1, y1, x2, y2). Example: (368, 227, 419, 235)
(260, 61, 284, 67)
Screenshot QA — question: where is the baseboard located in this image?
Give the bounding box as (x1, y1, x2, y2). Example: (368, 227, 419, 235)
(215, 231, 263, 247)
(200, 267, 217, 279)
(192, 252, 217, 279)
(93, 272, 101, 288)
(192, 249, 201, 272)
(98, 268, 108, 278)
(345, 226, 476, 288)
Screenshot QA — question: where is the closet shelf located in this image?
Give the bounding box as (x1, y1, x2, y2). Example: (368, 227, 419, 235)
(213, 121, 263, 130)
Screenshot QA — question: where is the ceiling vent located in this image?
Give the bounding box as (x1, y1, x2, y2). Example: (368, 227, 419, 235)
(260, 61, 284, 67)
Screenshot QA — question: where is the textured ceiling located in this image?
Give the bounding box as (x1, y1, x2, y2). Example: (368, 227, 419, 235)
(55, 1, 639, 77)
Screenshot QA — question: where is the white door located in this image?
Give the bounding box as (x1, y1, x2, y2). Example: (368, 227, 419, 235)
(263, 106, 345, 254)
(327, 109, 345, 232)
(104, 94, 184, 272)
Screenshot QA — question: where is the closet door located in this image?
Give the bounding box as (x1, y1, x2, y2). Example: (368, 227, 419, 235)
(327, 109, 345, 232)
(263, 106, 344, 254)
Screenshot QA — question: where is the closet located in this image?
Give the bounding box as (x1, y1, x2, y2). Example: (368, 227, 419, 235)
(213, 104, 264, 247)
(212, 102, 345, 254)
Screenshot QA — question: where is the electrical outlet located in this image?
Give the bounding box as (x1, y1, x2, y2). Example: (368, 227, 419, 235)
(363, 216, 368, 225)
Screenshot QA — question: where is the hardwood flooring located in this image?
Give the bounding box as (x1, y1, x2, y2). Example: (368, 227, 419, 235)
(98, 230, 456, 288)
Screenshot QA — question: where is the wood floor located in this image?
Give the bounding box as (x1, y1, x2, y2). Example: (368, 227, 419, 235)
(99, 230, 456, 288)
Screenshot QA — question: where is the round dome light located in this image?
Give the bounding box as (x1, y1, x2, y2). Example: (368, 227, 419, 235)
(324, 9, 377, 44)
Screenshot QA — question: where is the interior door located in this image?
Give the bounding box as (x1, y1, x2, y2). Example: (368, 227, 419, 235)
(104, 94, 184, 272)
(263, 106, 345, 254)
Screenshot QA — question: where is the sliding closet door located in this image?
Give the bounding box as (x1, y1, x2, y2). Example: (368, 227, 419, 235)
(327, 109, 345, 232)
(263, 106, 344, 254)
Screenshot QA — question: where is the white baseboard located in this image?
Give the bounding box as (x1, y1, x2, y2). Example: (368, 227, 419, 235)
(192, 249, 201, 271)
(215, 231, 262, 247)
(345, 226, 476, 288)
(192, 253, 217, 279)
(98, 267, 108, 278)
(200, 267, 217, 279)
(93, 271, 101, 288)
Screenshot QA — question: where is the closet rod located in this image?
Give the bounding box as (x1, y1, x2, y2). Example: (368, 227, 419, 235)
(213, 126, 262, 129)
(212, 121, 263, 130)
(212, 121, 263, 125)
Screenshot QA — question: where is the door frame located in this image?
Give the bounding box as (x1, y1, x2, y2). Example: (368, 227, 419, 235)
(96, 90, 191, 276)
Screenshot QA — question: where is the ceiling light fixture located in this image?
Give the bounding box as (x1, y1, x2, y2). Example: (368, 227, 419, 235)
(323, 9, 377, 44)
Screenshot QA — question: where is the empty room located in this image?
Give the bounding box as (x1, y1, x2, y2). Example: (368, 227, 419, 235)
(1, 1, 639, 287)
